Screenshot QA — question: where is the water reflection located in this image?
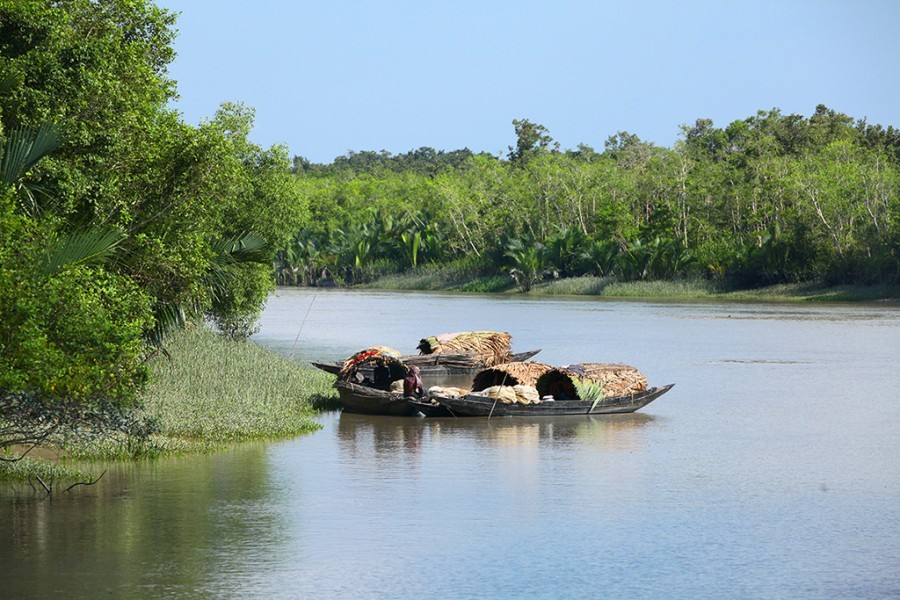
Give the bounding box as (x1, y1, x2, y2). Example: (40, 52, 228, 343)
(714, 358, 812, 364)
(336, 410, 655, 458)
(337, 412, 426, 463)
(1, 444, 288, 599)
(667, 303, 898, 322)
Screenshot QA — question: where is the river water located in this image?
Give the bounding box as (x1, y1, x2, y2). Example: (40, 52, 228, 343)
(2, 288, 899, 599)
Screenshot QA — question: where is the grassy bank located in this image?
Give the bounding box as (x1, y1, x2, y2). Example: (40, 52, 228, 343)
(364, 264, 514, 293)
(360, 265, 900, 302)
(70, 327, 336, 459)
(1, 328, 336, 484)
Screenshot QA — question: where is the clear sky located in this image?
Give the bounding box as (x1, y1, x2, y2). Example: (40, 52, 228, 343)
(155, 0, 899, 164)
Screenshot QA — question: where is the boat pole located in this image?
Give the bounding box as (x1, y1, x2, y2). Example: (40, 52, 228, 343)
(288, 294, 316, 360)
(488, 371, 510, 418)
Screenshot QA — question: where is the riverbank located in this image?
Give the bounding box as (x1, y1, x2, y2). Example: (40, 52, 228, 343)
(1, 327, 336, 486)
(361, 268, 900, 302)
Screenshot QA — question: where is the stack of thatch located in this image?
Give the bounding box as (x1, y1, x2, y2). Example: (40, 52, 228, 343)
(536, 363, 648, 400)
(471, 361, 552, 391)
(417, 331, 512, 367)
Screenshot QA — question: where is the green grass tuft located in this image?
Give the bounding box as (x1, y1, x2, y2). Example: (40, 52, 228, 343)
(457, 275, 516, 293)
(360, 260, 517, 293)
(362, 267, 898, 302)
(64, 327, 336, 460)
(0, 455, 92, 484)
(525, 276, 718, 298)
(530, 275, 616, 296)
(600, 279, 720, 298)
(720, 282, 900, 302)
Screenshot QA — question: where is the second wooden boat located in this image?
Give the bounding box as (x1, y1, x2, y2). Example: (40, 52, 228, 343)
(312, 348, 541, 377)
(425, 384, 674, 417)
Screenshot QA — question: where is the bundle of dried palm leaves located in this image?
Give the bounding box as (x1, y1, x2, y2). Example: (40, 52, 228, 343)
(471, 361, 552, 391)
(536, 363, 648, 400)
(416, 331, 513, 366)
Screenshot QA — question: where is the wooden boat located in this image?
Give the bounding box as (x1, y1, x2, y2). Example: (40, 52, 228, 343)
(331, 346, 432, 415)
(335, 380, 420, 416)
(424, 384, 674, 417)
(312, 349, 541, 377)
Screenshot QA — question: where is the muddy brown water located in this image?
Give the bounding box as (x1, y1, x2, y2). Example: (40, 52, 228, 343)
(2, 288, 898, 599)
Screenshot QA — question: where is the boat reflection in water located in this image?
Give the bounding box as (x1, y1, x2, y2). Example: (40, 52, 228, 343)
(336, 410, 656, 459)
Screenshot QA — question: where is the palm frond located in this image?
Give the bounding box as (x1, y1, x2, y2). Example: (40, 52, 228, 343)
(0, 72, 16, 94)
(1, 124, 63, 188)
(204, 232, 271, 302)
(146, 233, 272, 345)
(210, 232, 270, 265)
(146, 303, 188, 348)
(40, 227, 126, 276)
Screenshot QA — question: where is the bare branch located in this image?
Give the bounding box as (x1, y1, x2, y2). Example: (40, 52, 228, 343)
(64, 470, 107, 493)
(35, 475, 52, 496)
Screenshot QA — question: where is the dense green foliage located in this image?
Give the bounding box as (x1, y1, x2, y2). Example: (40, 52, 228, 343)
(284, 111, 898, 291)
(0, 0, 307, 440)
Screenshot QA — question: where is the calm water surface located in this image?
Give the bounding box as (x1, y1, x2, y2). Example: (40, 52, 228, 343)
(3, 288, 899, 599)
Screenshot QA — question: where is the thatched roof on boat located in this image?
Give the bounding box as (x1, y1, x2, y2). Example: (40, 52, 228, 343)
(471, 361, 553, 391)
(416, 331, 512, 366)
(536, 363, 648, 399)
(339, 346, 408, 381)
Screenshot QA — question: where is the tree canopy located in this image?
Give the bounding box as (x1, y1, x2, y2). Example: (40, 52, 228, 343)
(0, 0, 308, 416)
(285, 108, 897, 290)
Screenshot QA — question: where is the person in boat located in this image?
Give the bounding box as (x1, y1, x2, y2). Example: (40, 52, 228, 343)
(372, 358, 391, 390)
(403, 365, 425, 397)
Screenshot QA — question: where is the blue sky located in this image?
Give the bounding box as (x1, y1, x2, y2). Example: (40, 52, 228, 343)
(155, 0, 899, 164)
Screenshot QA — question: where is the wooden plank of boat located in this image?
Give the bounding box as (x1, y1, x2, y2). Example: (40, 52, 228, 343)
(403, 349, 541, 368)
(311, 361, 342, 375)
(334, 380, 419, 416)
(428, 384, 675, 417)
(312, 349, 542, 377)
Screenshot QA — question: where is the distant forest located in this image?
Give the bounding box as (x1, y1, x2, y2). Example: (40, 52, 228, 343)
(281, 107, 898, 291)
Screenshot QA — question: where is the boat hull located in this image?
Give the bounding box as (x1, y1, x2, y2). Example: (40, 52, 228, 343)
(408, 398, 453, 417)
(335, 380, 419, 416)
(427, 384, 674, 417)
